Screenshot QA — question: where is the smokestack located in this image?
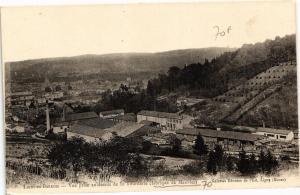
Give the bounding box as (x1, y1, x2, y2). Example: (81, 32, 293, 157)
(62, 104, 66, 121)
(46, 100, 50, 131)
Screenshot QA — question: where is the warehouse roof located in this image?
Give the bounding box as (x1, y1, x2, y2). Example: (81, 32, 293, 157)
(69, 123, 109, 138)
(114, 113, 137, 122)
(256, 127, 291, 135)
(77, 118, 117, 129)
(176, 128, 264, 142)
(65, 112, 98, 121)
(137, 110, 182, 119)
(100, 109, 124, 116)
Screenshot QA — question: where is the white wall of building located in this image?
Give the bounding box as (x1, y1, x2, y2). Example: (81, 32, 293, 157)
(254, 131, 294, 142)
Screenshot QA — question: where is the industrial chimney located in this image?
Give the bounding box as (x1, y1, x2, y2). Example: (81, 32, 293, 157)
(62, 104, 66, 121)
(46, 100, 50, 131)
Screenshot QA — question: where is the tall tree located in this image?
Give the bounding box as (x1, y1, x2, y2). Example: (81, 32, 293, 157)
(214, 144, 224, 168)
(207, 151, 217, 174)
(170, 137, 182, 154)
(237, 150, 248, 175)
(193, 134, 208, 156)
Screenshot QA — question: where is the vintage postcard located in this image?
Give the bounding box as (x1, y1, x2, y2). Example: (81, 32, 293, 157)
(1, 0, 299, 194)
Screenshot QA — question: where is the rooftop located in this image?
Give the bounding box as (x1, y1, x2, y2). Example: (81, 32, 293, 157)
(127, 125, 161, 138)
(100, 109, 124, 116)
(137, 110, 182, 119)
(176, 128, 264, 142)
(65, 112, 98, 121)
(69, 123, 109, 138)
(114, 113, 137, 122)
(256, 127, 292, 135)
(53, 121, 69, 127)
(232, 125, 256, 133)
(77, 118, 117, 129)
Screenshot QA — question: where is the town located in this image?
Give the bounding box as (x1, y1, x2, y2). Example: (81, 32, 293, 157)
(5, 35, 299, 187)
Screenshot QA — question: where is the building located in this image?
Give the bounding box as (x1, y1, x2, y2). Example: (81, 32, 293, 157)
(104, 122, 144, 137)
(52, 122, 69, 134)
(8, 91, 34, 106)
(45, 91, 64, 100)
(126, 125, 161, 138)
(99, 109, 124, 119)
(137, 110, 192, 131)
(254, 127, 294, 142)
(176, 128, 265, 150)
(113, 113, 137, 123)
(176, 97, 205, 107)
(137, 110, 182, 131)
(65, 111, 98, 122)
(67, 118, 117, 142)
(67, 123, 113, 142)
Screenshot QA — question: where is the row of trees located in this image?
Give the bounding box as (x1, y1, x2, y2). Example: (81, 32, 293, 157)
(192, 134, 279, 175)
(94, 88, 178, 114)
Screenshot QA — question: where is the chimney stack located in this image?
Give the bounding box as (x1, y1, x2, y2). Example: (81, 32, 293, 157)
(46, 100, 50, 131)
(262, 120, 265, 128)
(62, 104, 66, 121)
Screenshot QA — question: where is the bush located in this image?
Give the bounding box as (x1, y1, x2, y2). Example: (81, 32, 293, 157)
(182, 161, 204, 175)
(47, 136, 147, 178)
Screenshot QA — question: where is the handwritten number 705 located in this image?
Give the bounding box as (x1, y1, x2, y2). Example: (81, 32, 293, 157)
(213, 25, 232, 40)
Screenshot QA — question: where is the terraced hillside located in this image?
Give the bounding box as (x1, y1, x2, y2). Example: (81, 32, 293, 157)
(237, 75, 298, 128)
(211, 61, 296, 123)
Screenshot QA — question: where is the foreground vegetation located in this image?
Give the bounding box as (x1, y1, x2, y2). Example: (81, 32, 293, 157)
(46, 135, 282, 179)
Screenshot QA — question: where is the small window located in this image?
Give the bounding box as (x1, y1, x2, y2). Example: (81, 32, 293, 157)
(280, 135, 286, 139)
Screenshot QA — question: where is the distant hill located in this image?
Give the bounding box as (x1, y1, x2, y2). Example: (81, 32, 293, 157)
(146, 34, 296, 98)
(5, 47, 235, 80)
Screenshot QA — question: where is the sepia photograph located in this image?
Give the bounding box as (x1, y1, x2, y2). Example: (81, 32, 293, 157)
(1, 0, 299, 193)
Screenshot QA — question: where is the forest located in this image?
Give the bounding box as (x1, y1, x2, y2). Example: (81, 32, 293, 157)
(146, 34, 296, 98)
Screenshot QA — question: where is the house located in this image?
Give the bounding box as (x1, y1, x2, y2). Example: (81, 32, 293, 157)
(12, 125, 25, 133)
(254, 127, 294, 142)
(52, 122, 69, 134)
(99, 109, 124, 119)
(37, 97, 47, 104)
(45, 91, 64, 100)
(176, 128, 265, 150)
(137, 110, 192, 132)
(9, 91, 34, 106)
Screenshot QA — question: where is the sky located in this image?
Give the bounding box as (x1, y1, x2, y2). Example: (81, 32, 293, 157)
(1, 1, 296, 62)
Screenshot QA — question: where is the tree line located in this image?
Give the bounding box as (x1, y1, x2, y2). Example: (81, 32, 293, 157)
(146, 35, 296, 98)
